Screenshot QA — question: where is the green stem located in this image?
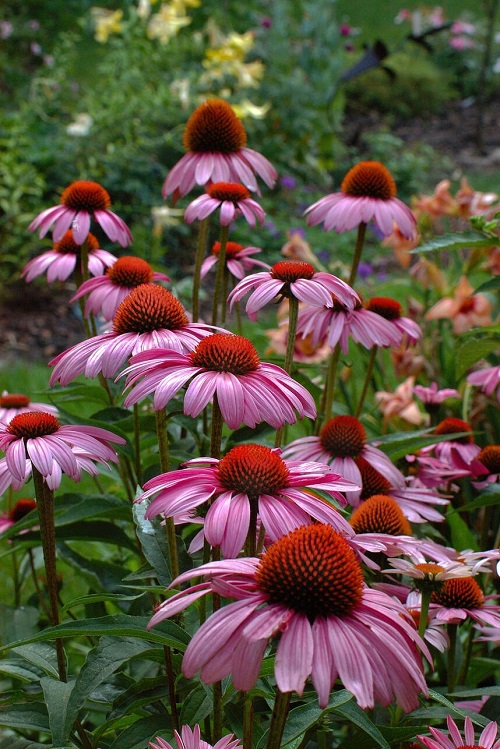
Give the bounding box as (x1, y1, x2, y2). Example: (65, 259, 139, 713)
(155, 408, 179, 583)
(31, 468, 67, 681)
(133, 403, 143, 487)
(163, 644, 180, 732)
(28, 548, 52, 621)
(245, 498, 258, 557)
(210, 395, 224, 460)
(283, 296, 299, 375)
(212, 225, 229, 326)
(265, 689, 292, 749)
(318, 343, 341, 430)
(213, 680, 223, 742)
(447, 623, 458, 693)
(418, 590, 431, 640)
(348, 221, 367, 286)
(243, 691, 254, 749)
(193, 217, 210, 322)
(355, 346, 378, 418)
(458, 625, 475, 685)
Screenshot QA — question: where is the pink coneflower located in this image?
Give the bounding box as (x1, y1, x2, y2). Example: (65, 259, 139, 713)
(184, 183, 266, 227)
(407, 454, 472, 490)
(148, 523, 429, 710)
(364, 297, 422, 346)
(28, 180, 133, 247)
(162, 99, 277, 198)
(228, 261, 359, 321)
(122, 333, 316, 429)
(200, 241, 270, 281)
(150, 725, 241, 749)
(138, 444, 358, 557)
(304, 161, 417, 239)
(413, 382, 460, 411)
(49, 284, 216, 386)
(282, 415, 402, 504)
(0, 412, 125, 490)
(472, 445, 500, 489)
(418, 716, 500, 749)
(21, 230, 117, 283)
(0, 498, 37, 535)
(296, 297, 399, 354)
(429, 576, 500, 627)
(70, 256, 170, 321)
(383, 559, 479, 589)
(424, 417, 481, 470)
(468, 364, 500, 403)
(0, 392, 59, 425)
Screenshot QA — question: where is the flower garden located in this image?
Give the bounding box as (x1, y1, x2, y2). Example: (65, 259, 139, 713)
(0, 2, 500, 749)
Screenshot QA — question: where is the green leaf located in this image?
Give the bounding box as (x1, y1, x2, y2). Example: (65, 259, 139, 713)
(108, 715, 170, 749)
(427, 688, 490, 726)
(456, 337, 500, 380)
(334, 700, 391, 749)
(414, 233, 497, 254)
(473, 277, 500, 295)
(374, 428, 474, 461)
(448, 687, 500, 697)
(61, 592, 146, 613)
(0, 605, 39, 645)
(0, 702, 49, 731)
(12, 642, 59, 678)
(340, 725, 430, 749)
(179, 683, 213, 726)
(20, 520, 138, 552)
(0, 660, 43, 682)
(132, 501, 172, 586)
(41, 677, 75, 747)
(57, 543, 132, 592)
(446, 507, 478, 552)
(0, 738, 47, 749)
(456, 484, 500, 513)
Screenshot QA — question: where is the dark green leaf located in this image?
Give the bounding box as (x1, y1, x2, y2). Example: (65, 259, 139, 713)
(12, 642, 59, 678)
(179, 683, 213, 726)
(456, 338, 500, 380)
(413, 233, 497, 254)
(109, 715, 170, 749)
(334, 700, 390, 749)
(133, 502, 172, 586)
(446, 507, 478, 552)
(0, 702, 49, 731)
(61, 592, 146, 613)
(41, 677, 75, 747)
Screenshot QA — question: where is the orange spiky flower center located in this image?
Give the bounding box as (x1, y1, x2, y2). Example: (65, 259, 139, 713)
(341, 161, 397, 200)
(478, 445, 500, 474)
(319, 415, 367, 458)
(9, 499, 37, 522)
(256, 524, 364, 621)
(190, 334, 260, 375)
(434, 577, 485, 609)
(60, 181, 111, 212)
(107, 257, 155, 287)
(412, 563, 448, 594)
(183, 99, 247, 154)
(350, 494, 411, 536)
(212, 241, 244, 258)
(271, 261, 316, 282)
(113, 285, 188, 334)
(434, 417, 474, 445)
(218, 444, 290, 496)
(207, 182, 251, 203)
(355, 456, 393, 500)
(8, 412, 61, 439)
(365, 297, 402, 320)
(0, 394, 30, 409)
(54, 230, 100, 253)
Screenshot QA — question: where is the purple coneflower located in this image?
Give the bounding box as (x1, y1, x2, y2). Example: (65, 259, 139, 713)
(28, 180, 133, 247)
(122, 333, 316, 429)
(304, 161, 417, 238)
(49, 284, 216, 386)
(201, 240, 269, 281)
(0, 392, 59, 425)
(468, 364, 500, 402)
(418, 716, 500, 749)
(22, 230, 117, 283)
(150, 725, 241, 749)
(184, 182, 266, 227)
(162, 98, 277, 197)
(0, 498, 37, 535)
(413, 382, 461, 411)
(364, 297, 422, 346)
(429, 576, 500, 627)
(71, 256, 170, 322)
(422, 417, 482, 470)
(228, 260, 359, 321)
(138, 443, 357, 557)
(148, 523, 429, 710)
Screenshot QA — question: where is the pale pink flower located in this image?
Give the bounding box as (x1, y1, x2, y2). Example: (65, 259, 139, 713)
(280, 230, 321, 268)
(304, 161, 417, 239)
(162, 99, 277, 197)
(408, 454, 472, 489)
(375, 377, 425, 427)
(364, 297, 422, 346)
(426, 276, 493, 334)
(138, 444, 358, 557)
(28, 180, 133, 247)
(0, 411, 125, 491)
(22, 230, 117, 283)
(71, 256, 170, 321)
(413, 382, 461, 407)
(228, 260, 359, 321)
(412, 180, 459, 220)
(429, 576, 500, 627)
(0, 391, 59, 425)
(49, 285, 216, 386)
(383, 557, 479, 584)
(122, 333, 316, 429)
(200, 241, 269, 281)
(418, 716, 500, 749)
(184, 183, 265, 227)
(150, 725, 241, 749)
(265, 322, 330, 364)
(282, 415, 401, 505)
(148, 523, 429, 710)
(468, 364, 500, 402)
(456, 176, 500, 220)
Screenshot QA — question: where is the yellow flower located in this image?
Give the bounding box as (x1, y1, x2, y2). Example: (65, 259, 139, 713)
(91, 8, 123, 43)
(147, 3, 192, 43)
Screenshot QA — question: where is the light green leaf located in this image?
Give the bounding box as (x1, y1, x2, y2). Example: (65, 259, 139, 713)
(447, 507, 478, 552)
(41, 677, 75, 747)
(414, 233, 497, 254)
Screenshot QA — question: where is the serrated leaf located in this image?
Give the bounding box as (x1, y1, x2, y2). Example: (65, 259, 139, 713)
(413, 233, 497, 254)
(41, 677, 75, 747)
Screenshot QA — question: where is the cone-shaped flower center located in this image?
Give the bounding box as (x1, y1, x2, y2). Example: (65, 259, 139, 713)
(434, 417, 474, 445)
(113, 285, 188, 334)
(356, 457, 392, 500)
(54, 230, 100, 253)
(271, 260, 316, 282)
(8, 412, 61, 439)
(434, 577, 485, 609)
(207, 182, 251, 203)
(320, 415, 366, 458)
(341, 161, 397, 200)
(478, 445, 500, 474)
(190, 334, 260, 374)
(0, 394, 30, 408)
(365, 297, 402, 320)
(256, 524, 364, 621)
(350, 494, 411, 535)
(107, 257, 154, 287)
(218, 444, 289, 496)
(413, 563, 447, 594)
(183, 99, 247, 154)
(415, 562, 446, 578)
(61, 181, 111, 212)
(212, 240, 243, 258)
(10, 499, 37, 522)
